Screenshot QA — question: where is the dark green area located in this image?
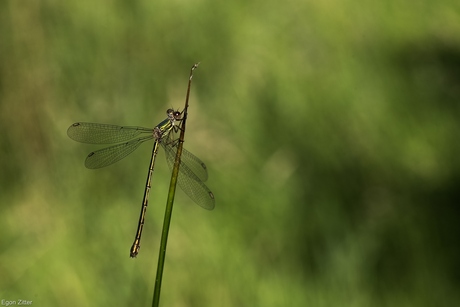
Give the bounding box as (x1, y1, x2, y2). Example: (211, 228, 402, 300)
(1, 1, 460, 306)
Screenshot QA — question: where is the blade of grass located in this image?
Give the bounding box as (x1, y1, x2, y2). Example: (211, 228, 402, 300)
(152, 63, 200, 307)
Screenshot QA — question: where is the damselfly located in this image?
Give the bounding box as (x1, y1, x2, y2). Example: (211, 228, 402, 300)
(67, 108, 215, 257)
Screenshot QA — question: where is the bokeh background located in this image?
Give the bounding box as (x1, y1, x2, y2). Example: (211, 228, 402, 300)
(1, 1, 460, 306)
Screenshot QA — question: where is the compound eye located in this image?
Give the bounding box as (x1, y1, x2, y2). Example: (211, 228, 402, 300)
(166, 109, 174, 115)
(174, 111, 181, 118)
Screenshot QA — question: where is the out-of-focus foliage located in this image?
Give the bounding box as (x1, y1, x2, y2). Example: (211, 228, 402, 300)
(1, 0, 460, 306)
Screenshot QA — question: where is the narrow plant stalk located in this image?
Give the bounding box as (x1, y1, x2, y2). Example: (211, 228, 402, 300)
(152, 63, 200, 307)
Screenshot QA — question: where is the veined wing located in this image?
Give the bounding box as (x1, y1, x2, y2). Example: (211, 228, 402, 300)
(162, 141, 215, 210)
(162, 139, 209, 182)
(85, 136, 154, 169)
(68, 122, 153, 144)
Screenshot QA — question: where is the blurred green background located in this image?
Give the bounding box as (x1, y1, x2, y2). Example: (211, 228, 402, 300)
(1, 0, 460, 306)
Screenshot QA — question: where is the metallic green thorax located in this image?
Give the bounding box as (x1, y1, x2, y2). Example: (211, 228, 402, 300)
(153, 118, 174, 141)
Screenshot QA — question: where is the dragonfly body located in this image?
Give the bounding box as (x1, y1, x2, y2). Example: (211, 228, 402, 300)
(67, 109, 215, 257)
(130, 111, 176, 257)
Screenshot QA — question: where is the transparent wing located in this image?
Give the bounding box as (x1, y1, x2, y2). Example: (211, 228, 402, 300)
(85, 136, 153, 169)
(162, 139, 208, 182)
(162, 141, 215, 210)
(68, 122, 153, 144)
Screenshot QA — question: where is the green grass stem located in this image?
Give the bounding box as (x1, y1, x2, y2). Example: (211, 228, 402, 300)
(152, 63, 199, 307)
